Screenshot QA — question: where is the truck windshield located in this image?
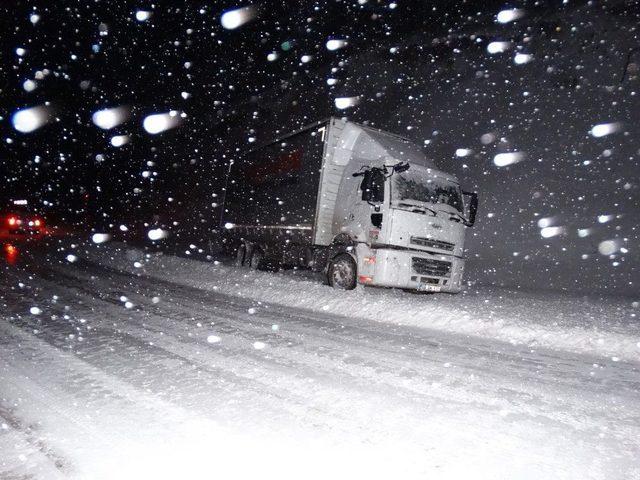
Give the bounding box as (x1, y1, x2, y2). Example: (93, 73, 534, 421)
(392, 170, 463, 213)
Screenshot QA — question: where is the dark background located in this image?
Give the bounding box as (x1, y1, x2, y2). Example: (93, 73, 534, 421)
(1, 0, 638, 295)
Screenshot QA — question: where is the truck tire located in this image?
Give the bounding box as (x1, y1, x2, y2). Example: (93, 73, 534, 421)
(249, 248, 264, 270)
(328, 254, 357, 290)
(235, 244, 247, 267)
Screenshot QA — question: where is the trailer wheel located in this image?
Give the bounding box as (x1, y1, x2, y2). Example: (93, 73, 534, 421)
(249, 248, 264, 270)
(328, 254, 357, 290)
(235, 244, 247, 267)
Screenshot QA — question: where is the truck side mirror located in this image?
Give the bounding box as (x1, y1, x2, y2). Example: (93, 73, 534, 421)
(463, 191, 478, 227)
(361, 169, 385, 204)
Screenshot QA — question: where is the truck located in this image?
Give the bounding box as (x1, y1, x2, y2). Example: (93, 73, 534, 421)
(220, 117, 478, 293)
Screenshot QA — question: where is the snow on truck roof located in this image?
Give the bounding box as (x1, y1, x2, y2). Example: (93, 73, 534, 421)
(350, 121, 436, 169)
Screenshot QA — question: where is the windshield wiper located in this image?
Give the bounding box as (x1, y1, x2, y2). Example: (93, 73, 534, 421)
(397, 202, 437, 216)
(446, 210, 473, 226)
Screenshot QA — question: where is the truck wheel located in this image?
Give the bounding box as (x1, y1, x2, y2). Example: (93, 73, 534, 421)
(249, 248, 264, 270)
(328, 254, 357, 290)
(235, 244, 246, 267)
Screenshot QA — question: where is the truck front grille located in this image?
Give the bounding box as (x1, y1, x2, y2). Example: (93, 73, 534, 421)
(410, 236, 455, 251)
(411, 257, 452, 277)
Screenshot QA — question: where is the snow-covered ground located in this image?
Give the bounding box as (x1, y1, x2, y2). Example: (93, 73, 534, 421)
(1, 240, 639, 479)
(81, 241, 640, 362)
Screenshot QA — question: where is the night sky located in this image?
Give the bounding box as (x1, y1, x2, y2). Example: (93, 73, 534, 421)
(1, 0, 489, 221)
(1, 0, 638, 294)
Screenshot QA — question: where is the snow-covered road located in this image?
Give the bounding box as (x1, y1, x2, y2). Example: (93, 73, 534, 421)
(1, 241, 639, 479)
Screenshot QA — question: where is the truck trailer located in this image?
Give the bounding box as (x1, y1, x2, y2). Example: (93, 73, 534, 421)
(220, 117, 478, 292)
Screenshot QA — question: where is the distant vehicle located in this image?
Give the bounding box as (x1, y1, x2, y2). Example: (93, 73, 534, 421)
(3, 199, 45, 234)
(220, 117, 478, 292)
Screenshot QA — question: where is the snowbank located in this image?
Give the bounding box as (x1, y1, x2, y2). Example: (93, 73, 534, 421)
(77, 242, 640, 362)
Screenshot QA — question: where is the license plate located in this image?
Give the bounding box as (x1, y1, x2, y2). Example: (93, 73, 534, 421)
(418, 284, 441, 292)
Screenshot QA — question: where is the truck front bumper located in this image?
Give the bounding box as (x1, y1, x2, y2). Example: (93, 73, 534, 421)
(356, 246, 464, 293)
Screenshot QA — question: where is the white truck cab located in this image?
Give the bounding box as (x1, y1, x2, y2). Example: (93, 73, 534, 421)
(328, 125, 476, 292)
(343, 164, 473, 292)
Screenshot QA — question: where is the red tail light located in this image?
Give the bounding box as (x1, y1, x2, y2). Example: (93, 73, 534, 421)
(34, 219, 42, 227)
(8, 216, 17, 226)
(4, 244, 18, 265)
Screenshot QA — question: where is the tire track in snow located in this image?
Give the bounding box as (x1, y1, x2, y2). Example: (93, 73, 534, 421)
(0, 402, 69, 479)
(12, 256, 640, 439)
(51, 258, 640, 421)
(3, 250, 640, 478)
